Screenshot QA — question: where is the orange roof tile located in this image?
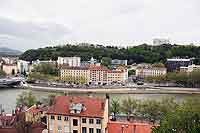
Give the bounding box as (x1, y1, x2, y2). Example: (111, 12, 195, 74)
(108, 121, 153, 133)
(26, 105, 44, 114)
(47, 96, 106, 118)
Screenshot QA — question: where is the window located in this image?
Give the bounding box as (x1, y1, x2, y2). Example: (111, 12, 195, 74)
(73, 119, 78, 126)
(82, 118, 86, 123)
(89, 128, 94, 133)
(64, 116, 69, 121)
(64, 126, 69, 133)
(58, 125, 62, 130)
(89, 119, 94, 124)
(82, 127, 87, 133)
(96, 119, 101, 124)
(96, 129, 101, 133)
(57, 116, 62, 120)
(51, 115, 55, 120)
(73, 130, 78, 133)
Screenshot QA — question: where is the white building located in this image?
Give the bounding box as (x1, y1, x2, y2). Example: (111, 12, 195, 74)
(180, 64, 200, 73)
(32, 59, 56, 65)
(17, 60, 30, 74)
(57, 57, 81, 67)
(153, 38, 170, 45)
(111, 59, 128, 66)
(136, 64, 167, 78)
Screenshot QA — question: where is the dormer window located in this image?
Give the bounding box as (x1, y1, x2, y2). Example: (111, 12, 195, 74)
(70, 103, 86, 114)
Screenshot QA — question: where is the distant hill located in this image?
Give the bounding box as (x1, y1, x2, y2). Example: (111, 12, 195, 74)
(20, 43, 200, 65)
(0, 47, 22, 56)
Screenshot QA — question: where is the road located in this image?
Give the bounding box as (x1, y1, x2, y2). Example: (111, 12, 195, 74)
(27, 84, 200, 94)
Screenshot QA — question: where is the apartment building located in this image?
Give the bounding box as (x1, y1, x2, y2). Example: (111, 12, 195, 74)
(88, 65, 108, 85)
(136, 64, 167, 78)
(58, 57, 81, 67)
(166, 58, 193, 72)
(107, 69, 128, 84)
(47, 96, 109, 133)
(60, 67, 90, 84)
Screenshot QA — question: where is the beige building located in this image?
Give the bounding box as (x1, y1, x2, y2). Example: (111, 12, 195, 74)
(107, 69, 128, 84)
(2, 64, 18, 75)
(89, 65, 108, 85)
(136, 64, 167, 78)
(25, 105, 47, 124)
(60, 67, 90, 84)
(180, 64, 200, 73)
(47, 96, 109, 133)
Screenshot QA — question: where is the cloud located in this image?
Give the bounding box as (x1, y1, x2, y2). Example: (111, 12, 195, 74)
(0, 17, 72, 50)
(0, 0, 200, 50)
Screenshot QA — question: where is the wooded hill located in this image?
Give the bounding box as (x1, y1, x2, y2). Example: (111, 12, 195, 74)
(20, 43, 200, 64)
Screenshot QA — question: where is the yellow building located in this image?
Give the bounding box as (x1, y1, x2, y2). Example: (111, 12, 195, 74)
(25, 105, 47, 124)
(107, 69, 128, 84)
(60, 67, 90, 84)
(89, 65, 108, 85)
(47, 96, 109, 133)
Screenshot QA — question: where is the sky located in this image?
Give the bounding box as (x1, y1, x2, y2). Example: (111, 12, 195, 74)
(0, 0, 200, 51)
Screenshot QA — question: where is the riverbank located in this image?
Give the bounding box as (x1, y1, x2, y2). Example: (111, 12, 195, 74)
(27, 84, 200, 94)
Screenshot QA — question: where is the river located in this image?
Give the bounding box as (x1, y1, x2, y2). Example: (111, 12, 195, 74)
(0, 87, 199, 113)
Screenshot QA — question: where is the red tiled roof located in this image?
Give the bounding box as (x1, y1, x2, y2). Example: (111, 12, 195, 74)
(108, 121, 153, 133)
(26, 105, 43, 114)
(47, 96, 106, 118)
(89, 65, 108, 71)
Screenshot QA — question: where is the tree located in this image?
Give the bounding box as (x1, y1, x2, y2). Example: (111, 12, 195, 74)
(32, 63, 58, 76)
(0, 69, 6, 77)
(128, 69, 135, 76)
(16, 91, 37, 107)
(110, 98, 121, 120)
(15, 112, 32, 133)
(101, 57, 112, 67)
(121, 97, 137, 121)
(152, 97, 200, 133)
(42, 94, 56, 106)
(138, 99, 161, 123)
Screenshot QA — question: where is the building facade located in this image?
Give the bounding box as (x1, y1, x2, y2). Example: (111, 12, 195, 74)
(60, 67, 90, 84)
(111, 59, 127, 66)
(166, 58, 193, 72)
(153, 38, 170, 45)
(136, 64, 167, 78)
(2, 64, 18, 75)
(17, 60, 30, 74)
(88, 65, 108, 85)
(47, 96, 109, 133)
(57, 57, 81, 67)
(180, 64, 200, 73)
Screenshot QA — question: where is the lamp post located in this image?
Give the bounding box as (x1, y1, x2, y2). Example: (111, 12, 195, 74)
(121, 124, 128, 133)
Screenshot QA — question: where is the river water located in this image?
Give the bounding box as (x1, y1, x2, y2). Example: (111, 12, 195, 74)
(0, 87, 199, 113)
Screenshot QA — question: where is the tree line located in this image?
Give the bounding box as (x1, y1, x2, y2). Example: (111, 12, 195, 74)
(110, 97, 200, 133)
(145, 71, 200, 88)
(20, 43, 200, 65)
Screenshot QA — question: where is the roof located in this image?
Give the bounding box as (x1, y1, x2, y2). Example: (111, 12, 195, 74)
(61, 66, 89, 70)
(167, 58, 192, 62)
(108, 121, 153, 133)
(47, 96, 106, 118)
(89, 65, 109, 71)
(26, 105, 44, 114)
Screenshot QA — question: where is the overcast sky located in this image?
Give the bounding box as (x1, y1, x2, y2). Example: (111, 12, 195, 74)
(0, 0, 200, 51)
